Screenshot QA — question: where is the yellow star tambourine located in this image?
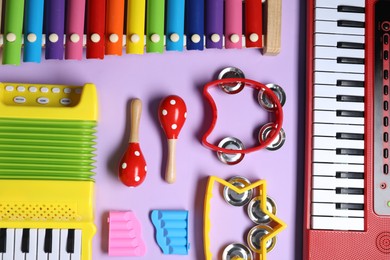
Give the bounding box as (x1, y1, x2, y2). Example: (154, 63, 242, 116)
(203, 176, 287, 260)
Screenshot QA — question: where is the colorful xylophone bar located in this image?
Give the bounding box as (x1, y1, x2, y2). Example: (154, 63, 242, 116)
(0, 0, 282, 65)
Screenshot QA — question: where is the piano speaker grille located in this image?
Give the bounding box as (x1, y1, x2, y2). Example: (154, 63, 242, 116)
(0, 202, 78, 221)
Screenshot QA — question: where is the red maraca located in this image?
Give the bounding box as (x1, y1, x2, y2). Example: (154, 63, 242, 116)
(119, 98, 147, 187)
(158, 95, 187, 183)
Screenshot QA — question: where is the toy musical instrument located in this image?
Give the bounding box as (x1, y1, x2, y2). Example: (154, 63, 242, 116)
(202, 78, 284, 156)
(0, 0, 282, 65)
(304, 0, 390, 259)
(118, 98, 147, 187)
(0, 82, 98, 260)
(158, 95, 187, 184)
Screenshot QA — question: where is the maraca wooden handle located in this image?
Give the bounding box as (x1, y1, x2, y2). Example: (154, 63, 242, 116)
(165, 139, 177, 184)
(129, 98, 142, 143)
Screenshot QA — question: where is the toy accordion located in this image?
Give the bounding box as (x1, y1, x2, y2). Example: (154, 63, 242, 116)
(0, 82, 98, 260)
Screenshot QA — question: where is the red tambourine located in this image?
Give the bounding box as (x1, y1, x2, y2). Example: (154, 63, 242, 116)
(201, 78, 284, 154)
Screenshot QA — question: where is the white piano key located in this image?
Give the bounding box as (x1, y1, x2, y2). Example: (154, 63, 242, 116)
(60, 229, 70, 260)
(312, 176, 364, 189)
(314, 85, 364, 98)
(315, 46, 364, 59)
(73, 230, 82, 260)
(314, 71, 364, 85)
(312, 202, 364, 217)
(313, 97, 364, 111)
(313, 149, 364, 164)
(314, 110, 364, 125)
(14, 229, 24, 260)
(315, 0, 365, 9)
(314, 59, 364, 74)
(26, 229, 37, 260)
(312, 162, 364, 176)
(315, 33, 364, 47)
(315, 20, 365, 36)
(49, 229, 60, 260)
(37, 229, 47, 260)
(313, 123, 364, 136)
(313, 136, 364, 150)
(315, 7, 365, 22)
(311, 216, 364, 230)
(312, 189, 364, 204)
(3, 229, 14, 260)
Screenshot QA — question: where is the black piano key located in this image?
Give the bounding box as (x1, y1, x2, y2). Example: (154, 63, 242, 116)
(336, 95, 364, 102)
(337, 5, 365, 13)
(336, 172, 364, 179)
(336, 110, 364, 117)
(336, 203, 364, 210)
(336, 80, 364, 87)
(66, 229, 75, 253)
(44, 229, 53, 253)
(337, 20, 365, 28)
(21, 229, 30, 253)
(337, 41, 365, 49)
(0, 228, 6, 253)
(336, 148, 364, 156)
(336, 187, 364, 195)
(337, 57, 365, 65)
(385, 50, 389, 60)
(336, 133, 364, 140)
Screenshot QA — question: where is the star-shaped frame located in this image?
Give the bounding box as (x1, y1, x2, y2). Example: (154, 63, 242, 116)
(203, 176, 287, 260)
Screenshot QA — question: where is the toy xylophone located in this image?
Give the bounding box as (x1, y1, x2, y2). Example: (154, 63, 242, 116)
(0, 0, 282, 65)
(0, 83, 98, 260)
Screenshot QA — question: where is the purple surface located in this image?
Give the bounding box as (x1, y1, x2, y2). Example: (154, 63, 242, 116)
(205, 0, 224, 49)
(45, 0, 65, 60)
(0, 0, 305, 258)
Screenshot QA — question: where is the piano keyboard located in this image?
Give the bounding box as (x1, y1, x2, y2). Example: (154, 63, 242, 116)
(0, 0, 282, 65)
(311, 0, 366, 232)
(304, 0, 390, 259)
(0, 228, 81, 260)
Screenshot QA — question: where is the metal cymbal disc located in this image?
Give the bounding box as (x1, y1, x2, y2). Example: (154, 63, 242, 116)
(258, 83, 286, 110)
(217, 137, 245, 165)
(223, 176, 253, 207)
(222, 243, 253, 260)
(258, 123, 286, 151)
(218, 67, 246, 94)
(247, 225, 276, 253)
(247, 196, 277, 224)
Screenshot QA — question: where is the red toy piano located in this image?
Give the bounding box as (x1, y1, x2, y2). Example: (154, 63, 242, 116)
(304, 0, 390, 259)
